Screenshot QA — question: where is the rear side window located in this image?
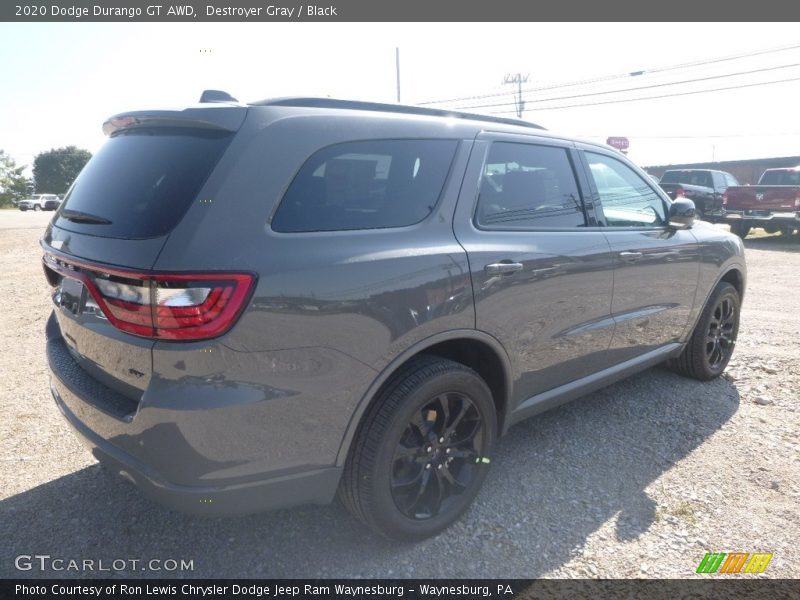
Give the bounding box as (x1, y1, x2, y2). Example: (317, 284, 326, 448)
(271, 139, 457, 232)
(475, 142, 585, 229)
(56, 128, 233, 239)
(661, 170, 712, 187)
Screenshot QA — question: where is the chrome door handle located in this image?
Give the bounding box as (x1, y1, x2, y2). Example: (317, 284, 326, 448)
(485, 262, 523, 275)
(619, 251, 643, 262)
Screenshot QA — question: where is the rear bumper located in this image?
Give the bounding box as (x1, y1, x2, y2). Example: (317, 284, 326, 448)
(724, 210, 800, 224)
(46, 315, 343, 516)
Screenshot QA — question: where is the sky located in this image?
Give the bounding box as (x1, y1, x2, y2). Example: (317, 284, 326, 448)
(1, 22, 799, 175)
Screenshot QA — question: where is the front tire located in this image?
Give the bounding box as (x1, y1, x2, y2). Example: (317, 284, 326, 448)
(339, 356, 497, 541)
(33, 205, 41, 212)
(670, 282, 740, 381)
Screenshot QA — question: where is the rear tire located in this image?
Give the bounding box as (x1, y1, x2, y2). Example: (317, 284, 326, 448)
(339, 355, 497, 541)
(729, 222, 750, 239)
(33, 205, 41, 212)
(670, 282, 740, 381)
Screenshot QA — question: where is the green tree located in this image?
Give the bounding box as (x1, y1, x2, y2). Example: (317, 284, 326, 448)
(32, 146, 92, 194)
(0, 150, 28, 209)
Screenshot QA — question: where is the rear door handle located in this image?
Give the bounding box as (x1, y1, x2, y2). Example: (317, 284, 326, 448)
(485, 261, 523, 275)
(619, 251, 643, 263)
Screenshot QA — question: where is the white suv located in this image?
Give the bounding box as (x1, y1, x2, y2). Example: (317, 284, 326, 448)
(17, 194, 60, 211)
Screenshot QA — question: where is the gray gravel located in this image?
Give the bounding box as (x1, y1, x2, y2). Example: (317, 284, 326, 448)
(1, 211, 798, 579)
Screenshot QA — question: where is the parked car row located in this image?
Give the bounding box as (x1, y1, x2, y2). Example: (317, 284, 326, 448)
(17, 194, 62, 211)
(650, 166, 800, 239)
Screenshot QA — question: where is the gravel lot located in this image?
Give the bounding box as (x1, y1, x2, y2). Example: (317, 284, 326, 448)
(1, 209, 798, 579)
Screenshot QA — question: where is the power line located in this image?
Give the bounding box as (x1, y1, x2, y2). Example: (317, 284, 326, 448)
(486, 74, 800, 114)
(414, 41, 800, 107)
(452, 61, 800, 112)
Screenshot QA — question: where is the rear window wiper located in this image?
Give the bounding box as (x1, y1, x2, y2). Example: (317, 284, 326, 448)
(60, 209, 113, 225)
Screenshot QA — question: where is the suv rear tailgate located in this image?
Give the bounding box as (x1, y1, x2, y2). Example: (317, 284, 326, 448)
(725, 186, 800, 211)
(43, 105, 246, 409)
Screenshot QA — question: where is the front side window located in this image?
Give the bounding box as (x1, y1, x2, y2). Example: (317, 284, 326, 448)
(475, 142, 585, 229)
(271, 139, 457, 232)
(586, 152, 666, 228)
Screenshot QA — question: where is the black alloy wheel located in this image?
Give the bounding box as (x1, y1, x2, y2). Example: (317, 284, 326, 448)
(670, 282, 740, 381)
(705, 295, 737, 370)
(390, 392, 485, 520)
(339, 355, 496, 540)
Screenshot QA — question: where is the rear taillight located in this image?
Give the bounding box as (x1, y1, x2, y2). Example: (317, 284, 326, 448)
(794, 192, 800, 210)
(44, 255, 255, 341)
(675, 186, 685, 198)
(722, 191, 728, 207)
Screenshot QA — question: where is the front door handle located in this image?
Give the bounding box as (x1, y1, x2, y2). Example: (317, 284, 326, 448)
(485, 261, 523, 275)
(619, 251, 643, 263)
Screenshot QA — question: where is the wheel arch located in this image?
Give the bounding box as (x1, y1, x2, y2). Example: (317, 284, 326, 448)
(684, 263, 746, 343)
(335, 329, 513, 467)
(719, 265, 745, 303)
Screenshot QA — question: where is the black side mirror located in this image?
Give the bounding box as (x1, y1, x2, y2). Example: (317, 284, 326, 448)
(669, 198, 695, 229)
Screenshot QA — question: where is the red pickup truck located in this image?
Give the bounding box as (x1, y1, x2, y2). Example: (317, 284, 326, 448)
(723, 167, 800, 238)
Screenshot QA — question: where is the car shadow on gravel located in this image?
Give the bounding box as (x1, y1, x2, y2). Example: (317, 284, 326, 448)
(743, 234, 800, 253)
(0, 368, 739, 579)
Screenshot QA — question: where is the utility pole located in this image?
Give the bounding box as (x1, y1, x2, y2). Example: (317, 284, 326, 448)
(503, 73, 529, 118)
(396, 47, 401, 103)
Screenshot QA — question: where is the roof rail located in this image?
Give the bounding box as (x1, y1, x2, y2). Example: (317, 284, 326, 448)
(251, 97, 546, 131)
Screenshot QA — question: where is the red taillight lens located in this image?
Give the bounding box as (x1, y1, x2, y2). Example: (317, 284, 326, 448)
(151, 274, 252, 340)
(722, 192, 728, 207)
(794, 192, 800, 210)
(44, 255, 255, 341)
(675, 186, 685, 198)
(96, 278, 154, 336)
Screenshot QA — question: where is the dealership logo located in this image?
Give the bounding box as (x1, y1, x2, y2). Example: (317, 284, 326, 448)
(696, 552, 773, 574)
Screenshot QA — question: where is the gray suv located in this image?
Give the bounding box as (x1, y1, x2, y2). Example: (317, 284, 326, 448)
(42, 95, 746, 540)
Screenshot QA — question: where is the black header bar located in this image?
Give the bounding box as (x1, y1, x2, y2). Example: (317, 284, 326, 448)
(3, 579, 800, 600)
(3, 0, 800, 22)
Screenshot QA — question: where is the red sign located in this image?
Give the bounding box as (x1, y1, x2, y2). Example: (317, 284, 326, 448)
(606, 137, 630, 150)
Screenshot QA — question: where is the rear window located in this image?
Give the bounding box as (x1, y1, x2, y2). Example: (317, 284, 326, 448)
(271, 139, 458, 232)
(56, 128, 233, 239)
(660, 170, 713, 187)
(760, 170, 800, 186)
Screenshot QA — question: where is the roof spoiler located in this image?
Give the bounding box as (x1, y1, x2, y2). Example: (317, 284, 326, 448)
(102, 106, 247, 136)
